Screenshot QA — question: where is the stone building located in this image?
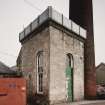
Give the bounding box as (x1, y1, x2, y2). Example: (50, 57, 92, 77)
(18, 7, 87, 104)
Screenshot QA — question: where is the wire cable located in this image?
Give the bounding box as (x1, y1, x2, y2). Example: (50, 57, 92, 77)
(0, 51, 17, 58)
(24, 0, 42, 12)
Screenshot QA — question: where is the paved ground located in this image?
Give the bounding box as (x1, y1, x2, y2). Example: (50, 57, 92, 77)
(55, 100, 105, 105)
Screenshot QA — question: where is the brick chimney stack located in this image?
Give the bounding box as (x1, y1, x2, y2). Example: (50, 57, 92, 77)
(69, 0, 96, 99)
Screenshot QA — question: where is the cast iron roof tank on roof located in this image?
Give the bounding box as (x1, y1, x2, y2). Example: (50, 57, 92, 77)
(19, 6, 86, 42)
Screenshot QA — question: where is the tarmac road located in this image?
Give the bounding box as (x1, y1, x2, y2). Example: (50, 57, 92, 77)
(55, 100, 105, 105)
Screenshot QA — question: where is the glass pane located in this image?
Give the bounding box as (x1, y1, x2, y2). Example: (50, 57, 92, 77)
(38, 67, 43, 73)
(38, 52, 43, 67)
(38, 74, 43, 92)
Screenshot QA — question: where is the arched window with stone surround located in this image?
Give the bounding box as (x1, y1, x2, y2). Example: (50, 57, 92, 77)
(36, 51, 43, 94)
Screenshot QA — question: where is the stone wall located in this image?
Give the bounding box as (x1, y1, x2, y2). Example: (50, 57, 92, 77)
(19, 22, 85, 104)
(49, 26, 84, 104)
(20, 27, 50, 104)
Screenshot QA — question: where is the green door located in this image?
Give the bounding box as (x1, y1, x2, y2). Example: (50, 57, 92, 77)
(66, 66, 73, 102)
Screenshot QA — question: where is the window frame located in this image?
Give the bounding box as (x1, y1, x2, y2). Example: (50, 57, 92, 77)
(36, 51, 44, 94)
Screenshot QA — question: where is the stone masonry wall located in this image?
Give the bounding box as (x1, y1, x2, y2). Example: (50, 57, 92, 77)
(49, 26, 84, 104)
(20, 27, 50, 99)
(19, 24, 85, 104)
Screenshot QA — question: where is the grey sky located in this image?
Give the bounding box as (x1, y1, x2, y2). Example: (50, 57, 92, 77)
(0, 0, 104, 67)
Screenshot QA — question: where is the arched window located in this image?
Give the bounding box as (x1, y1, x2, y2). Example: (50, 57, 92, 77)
(37, 51, 43, 93)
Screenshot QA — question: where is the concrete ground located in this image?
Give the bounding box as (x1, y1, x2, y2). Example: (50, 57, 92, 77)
(55, 100, 105, 105)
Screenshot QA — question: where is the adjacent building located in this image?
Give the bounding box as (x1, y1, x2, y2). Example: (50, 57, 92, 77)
(96, 63, 105, 85)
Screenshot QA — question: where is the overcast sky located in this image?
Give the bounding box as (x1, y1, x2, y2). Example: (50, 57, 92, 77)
(0, 0, 105, 67)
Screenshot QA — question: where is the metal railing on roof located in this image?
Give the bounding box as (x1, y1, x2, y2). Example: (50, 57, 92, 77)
(19, 6, 87, 41)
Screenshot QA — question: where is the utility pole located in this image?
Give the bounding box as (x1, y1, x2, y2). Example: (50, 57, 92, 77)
(69, 0, 96, 99)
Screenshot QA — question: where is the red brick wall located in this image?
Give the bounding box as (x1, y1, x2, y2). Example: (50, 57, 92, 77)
(69, 0, 96, 99)
(0, 78, 26, 105)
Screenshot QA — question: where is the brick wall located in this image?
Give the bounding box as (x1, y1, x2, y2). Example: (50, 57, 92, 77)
(0, 78, 26, 105)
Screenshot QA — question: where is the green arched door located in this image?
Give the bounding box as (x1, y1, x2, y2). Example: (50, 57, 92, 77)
(65, 54, 73, 102)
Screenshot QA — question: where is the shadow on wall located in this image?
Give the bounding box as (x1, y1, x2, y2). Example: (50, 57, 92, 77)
(27, 94, 49, 105)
